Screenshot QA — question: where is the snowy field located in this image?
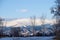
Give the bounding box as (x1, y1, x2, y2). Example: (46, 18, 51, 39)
(0, 37, 54, 40)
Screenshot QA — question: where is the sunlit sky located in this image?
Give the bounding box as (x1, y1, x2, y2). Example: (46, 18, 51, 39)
(0, 0, 55, 19)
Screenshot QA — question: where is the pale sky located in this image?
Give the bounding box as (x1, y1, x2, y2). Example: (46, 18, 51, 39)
(0, 0, 55, 19)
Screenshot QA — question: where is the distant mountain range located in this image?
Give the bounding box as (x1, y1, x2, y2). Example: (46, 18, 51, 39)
(3, 18, 56, 27)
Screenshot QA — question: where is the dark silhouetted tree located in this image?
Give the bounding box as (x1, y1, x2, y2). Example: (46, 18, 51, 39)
(10, 27, 21, 37)
(51, 0, 60, 40)
(0, 17, 4, 37)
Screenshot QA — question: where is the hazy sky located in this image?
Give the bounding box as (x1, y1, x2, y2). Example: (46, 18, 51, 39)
(0, 0, 55, 19)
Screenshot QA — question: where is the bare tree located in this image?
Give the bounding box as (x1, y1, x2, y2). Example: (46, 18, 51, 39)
(0, 17, 4, 37)
(30, 16, 36, 36)
(40, 14, 46, 36)
(40, 14, 46, 25)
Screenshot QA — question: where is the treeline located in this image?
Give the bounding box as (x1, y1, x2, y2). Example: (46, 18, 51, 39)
(0, 15, 55, 37)
(0, 27, 55, 37)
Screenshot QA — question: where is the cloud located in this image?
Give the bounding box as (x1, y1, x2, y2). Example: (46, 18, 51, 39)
(20, 9, 28, 12)
(16, 9, 28, 13)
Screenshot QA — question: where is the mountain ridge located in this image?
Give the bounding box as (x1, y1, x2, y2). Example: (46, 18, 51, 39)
(3, 18, 56, 27)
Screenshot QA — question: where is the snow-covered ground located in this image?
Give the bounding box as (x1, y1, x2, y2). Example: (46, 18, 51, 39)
(0, 37, 54, 40)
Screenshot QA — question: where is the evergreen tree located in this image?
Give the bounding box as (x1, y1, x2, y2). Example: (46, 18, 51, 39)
(51, 0, 60, 40)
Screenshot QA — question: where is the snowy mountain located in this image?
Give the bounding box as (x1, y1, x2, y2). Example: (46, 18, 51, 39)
(4, 18, 56, 27)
